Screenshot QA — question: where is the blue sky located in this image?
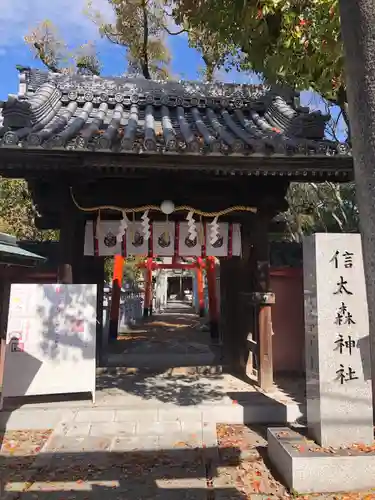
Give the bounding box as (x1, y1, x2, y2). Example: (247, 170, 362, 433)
(0, 0, 346, 140)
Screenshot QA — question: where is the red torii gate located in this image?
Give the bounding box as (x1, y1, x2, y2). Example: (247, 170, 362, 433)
(108, 255, 219, 341)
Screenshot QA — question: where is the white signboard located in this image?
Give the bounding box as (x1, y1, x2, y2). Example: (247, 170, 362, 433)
(1, 284, 97, 406)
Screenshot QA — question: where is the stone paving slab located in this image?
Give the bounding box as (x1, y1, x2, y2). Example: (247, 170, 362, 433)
(137, 420, 182, 435)
(90, 422, 137, 437)
(38, 411, 219, 456)
(65, 423, 92, 437)
(115, 408, 159, 422)
(46, 435, 112, 452)
(111, 435, 159, 451)
(0, 409, 69, 430)
(74, 409, 116, 423)
(159, 407, 203, 422)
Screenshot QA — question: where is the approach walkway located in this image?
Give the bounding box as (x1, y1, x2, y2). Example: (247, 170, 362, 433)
(105, 301, 222, 368)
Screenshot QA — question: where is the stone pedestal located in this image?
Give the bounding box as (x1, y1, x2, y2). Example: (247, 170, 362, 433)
(303, 233, 373, 447)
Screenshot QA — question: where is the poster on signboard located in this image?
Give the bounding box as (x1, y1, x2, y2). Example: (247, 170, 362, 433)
(1, 284, 97, 408)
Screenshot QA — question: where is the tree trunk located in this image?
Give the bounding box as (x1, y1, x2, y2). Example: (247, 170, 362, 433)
(339, 0, 375, 399)
(336, 86, 351, 142)
(141, 1, 151, 80)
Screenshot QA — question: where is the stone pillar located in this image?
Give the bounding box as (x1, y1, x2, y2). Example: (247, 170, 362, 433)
(303, 233, 373, 447)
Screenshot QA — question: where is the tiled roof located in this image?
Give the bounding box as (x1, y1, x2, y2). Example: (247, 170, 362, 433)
(0, 68, 350, 157)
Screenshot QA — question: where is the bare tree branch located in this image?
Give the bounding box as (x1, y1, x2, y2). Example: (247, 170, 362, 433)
(164, 26, 187, 35)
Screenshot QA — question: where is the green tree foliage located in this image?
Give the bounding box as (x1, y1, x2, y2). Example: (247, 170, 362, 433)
(282, 181, 358, 242)
(25, 20, 101, 75)
(0, 179, 57, 241)
(188, 28, 236, 83)
(172, 0, 349, 130)
(86, 0, 176, 79)
(104, 256, 145, 283)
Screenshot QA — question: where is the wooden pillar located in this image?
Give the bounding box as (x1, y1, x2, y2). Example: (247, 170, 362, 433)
(219, 257, 242, 368)
(206, 256, 219, 341)
(143, 258, 153, 317)
(237, 224, 256, 376)
(0, 267, 10, 388)
(252, 211, 274, 391)
(196, 258, 205, 317)
(109, 255, 124, 340)
(72, 217, 86, 285)
(95, 259, 105, 364)
(58, 186, 78, 284)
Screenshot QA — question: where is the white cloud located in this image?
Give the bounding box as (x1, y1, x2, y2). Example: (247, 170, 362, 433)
(0, 0, 114, 49)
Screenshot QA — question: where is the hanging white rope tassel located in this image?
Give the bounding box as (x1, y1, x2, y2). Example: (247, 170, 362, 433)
(209, 216, 220, 245)
(141, 210, 151, 241)
(116, 210, 129, 243)
(186, 211, 197, 240)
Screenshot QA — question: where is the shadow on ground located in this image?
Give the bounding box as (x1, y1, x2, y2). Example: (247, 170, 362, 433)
(0, 446, 249, 499)
(97, 367, 226, 406)
(106, 302, 222, 369)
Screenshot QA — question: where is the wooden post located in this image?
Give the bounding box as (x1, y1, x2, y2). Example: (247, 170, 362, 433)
(253, 212, 274, 391)
(95, 259, 105, 364)
(196, 258, 205, 317)
(58, 186, 77, 284)
(143, 258, 153, 317)
(72, 217, 86, 285)
(81, 256, 105, 363)
(206, 256, 219, 341)
(109, 255, 124, 340)
(220, 257, 242, 369)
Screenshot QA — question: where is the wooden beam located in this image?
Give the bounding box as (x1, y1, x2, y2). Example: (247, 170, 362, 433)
(0, 147, 354, 181)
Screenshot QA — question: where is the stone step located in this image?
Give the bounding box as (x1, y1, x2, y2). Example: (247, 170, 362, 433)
(0, 400, 303, 431)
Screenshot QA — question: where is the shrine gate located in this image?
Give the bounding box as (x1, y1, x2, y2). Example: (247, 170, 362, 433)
(0, 67, 353, 390)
